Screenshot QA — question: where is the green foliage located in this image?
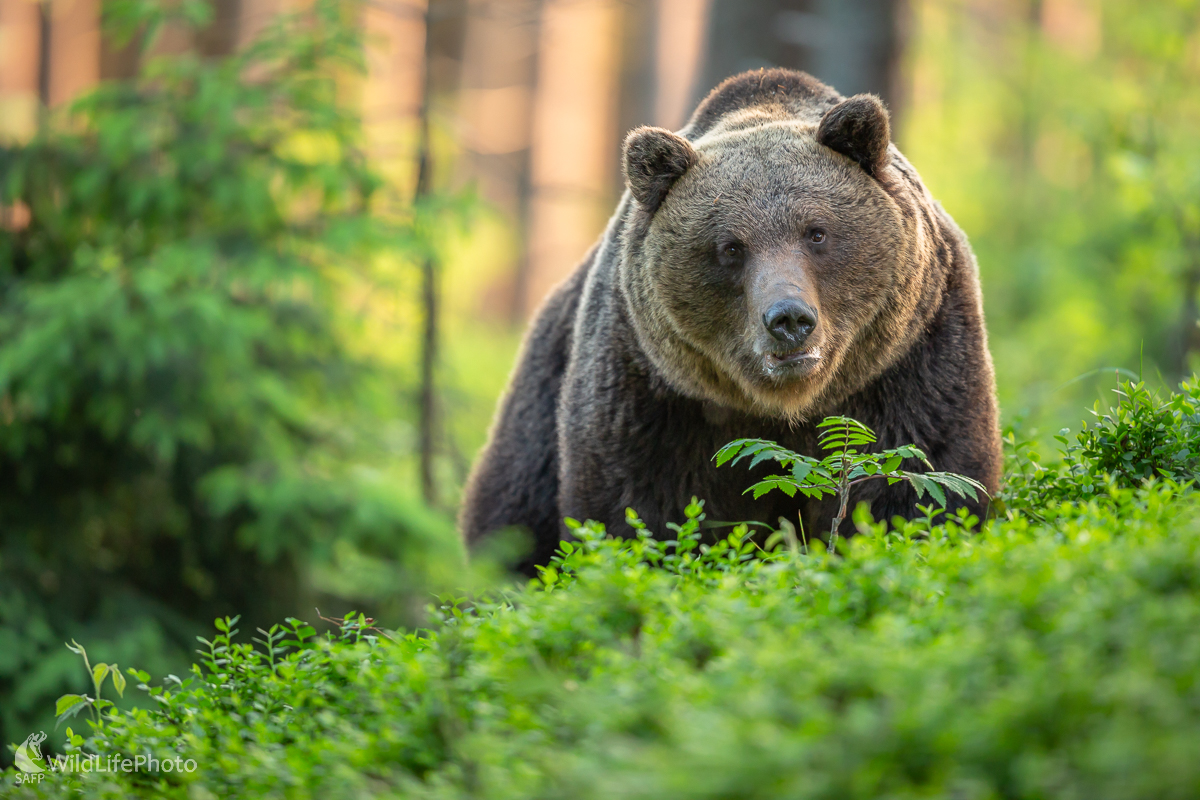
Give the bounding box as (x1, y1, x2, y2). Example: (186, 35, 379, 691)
(1076, 378, 1200, 485)
(9, 384, 1200, 797)
(0, 0, 463, 751)
(53, 641, 127, 730)
(716, 415, 987, 545)
(905, 0, 1200, 432)
(7, 2, 1200, 791)
(1002, 376, 1200, 516)
(7, 486, 1200, 797)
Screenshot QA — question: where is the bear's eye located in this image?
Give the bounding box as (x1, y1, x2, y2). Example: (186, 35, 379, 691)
(808, 229, 827, 244)
(719, 242, 745, 263)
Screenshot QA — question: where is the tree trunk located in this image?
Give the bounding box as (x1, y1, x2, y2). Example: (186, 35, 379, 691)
(417, 0, 439, 507)
(691, 0, 902, 116)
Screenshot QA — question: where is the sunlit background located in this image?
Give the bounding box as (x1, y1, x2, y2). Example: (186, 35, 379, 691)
(1, 0, 1198, 756)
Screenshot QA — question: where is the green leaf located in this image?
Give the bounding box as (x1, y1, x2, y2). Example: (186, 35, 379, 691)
(748, 448, 786, 469)
(926, 471, 987, 501)
(93, 663, 110, 693)
(908, 473, 930, 501)
(791, 460, 814, 483)
(56, 694, 89, 717)
(55, 694, 92, 727)
(714, 440, 749, 467)
(747, 478, 799, 499)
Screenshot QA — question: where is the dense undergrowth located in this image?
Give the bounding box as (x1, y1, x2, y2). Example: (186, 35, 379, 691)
(6, 379, 1200, 799)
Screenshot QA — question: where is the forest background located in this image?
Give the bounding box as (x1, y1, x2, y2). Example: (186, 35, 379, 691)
(0, 0, 1198, 759)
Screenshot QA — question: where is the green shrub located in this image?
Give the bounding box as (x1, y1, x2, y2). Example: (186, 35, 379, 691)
(717, 415, 986, 547)
(8, 376, 1200, 798)
(1001, 377, 1200, 517)
(7, 484, 1200, 798)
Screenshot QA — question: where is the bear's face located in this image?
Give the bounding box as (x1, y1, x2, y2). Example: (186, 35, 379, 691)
(620, 96, 923, 420)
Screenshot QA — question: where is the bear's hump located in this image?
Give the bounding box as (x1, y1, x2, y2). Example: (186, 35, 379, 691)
(681, 68, 843, 142)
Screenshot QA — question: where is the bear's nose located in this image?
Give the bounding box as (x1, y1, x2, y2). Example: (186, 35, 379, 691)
(763, 299, 817, 345)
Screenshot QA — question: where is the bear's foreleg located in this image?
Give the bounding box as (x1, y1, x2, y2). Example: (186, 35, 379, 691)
(459, 265, 587, 576)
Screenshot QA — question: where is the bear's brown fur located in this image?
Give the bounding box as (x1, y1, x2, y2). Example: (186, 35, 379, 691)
(461, 69, 1001, 574)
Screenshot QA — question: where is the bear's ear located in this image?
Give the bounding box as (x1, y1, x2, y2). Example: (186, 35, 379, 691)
(623, 126, 698, 213)
(816, 94, 891, 178)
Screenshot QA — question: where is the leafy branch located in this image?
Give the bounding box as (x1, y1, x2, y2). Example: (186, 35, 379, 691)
(715, 415, 988, 550)
(54, 640, 127, 728)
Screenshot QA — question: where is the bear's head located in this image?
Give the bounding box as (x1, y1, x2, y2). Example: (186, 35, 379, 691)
(619, 70, 944, 420)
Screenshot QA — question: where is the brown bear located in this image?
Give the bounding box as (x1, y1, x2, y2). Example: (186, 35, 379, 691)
(461, 68, 1001, 574)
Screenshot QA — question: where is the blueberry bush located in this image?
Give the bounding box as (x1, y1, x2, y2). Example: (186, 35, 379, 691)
(6, 380, 1200, 799)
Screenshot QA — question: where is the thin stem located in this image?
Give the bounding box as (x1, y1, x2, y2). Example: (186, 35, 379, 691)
(830, 419, 851, 551)
(830, 487, 850, 552)
(847, 475, 888, 489)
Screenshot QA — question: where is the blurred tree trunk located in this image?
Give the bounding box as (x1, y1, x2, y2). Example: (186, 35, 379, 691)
(44, 0, 101, 107)
(407, 0, 467, 506)
(458, 0, 543, 324)
(691, 0, 904, 117)
(417, 0, 439, 507)
(614, 1, 657, 144)
(523, 0, 621, 316)
(649, 0, 712, 131)
(1017, 0, 1044, 175)
(0, 0, 41, 141)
